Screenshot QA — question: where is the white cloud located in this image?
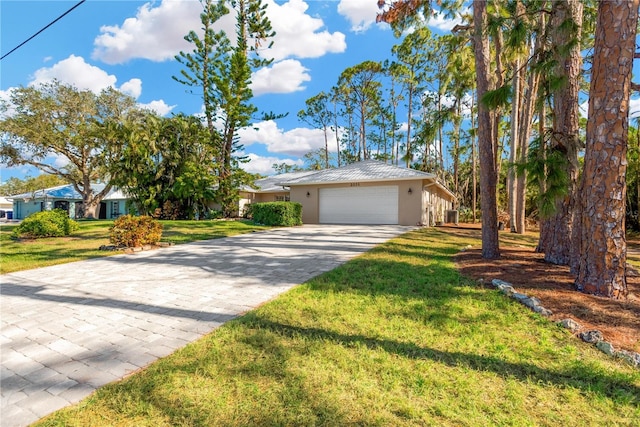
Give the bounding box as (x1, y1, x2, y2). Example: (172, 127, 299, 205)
(251, 60, 311, 96)
(579, 100, 589, 119)
(265, 0, 346, 61)
(119, 78, 142, 98)
(241, 153, 304, 175)
(630, 98, 640, 119)
(93, 0, 204, 64)
(0, 89, 16, 119)
(29, 55, 117, 92)
(238, 120, 338, 157)
(138, 100, 175, 116)
(428, 11, 465, 32)
(24, 56, 176, 116)
(337, 0, 379, 33)
(92, 0, 345, 65)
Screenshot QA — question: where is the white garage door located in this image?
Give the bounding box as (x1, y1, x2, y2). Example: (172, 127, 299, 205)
(319, 186, 399, 224)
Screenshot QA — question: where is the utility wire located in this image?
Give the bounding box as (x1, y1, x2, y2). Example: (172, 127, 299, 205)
(1, 0, 87, 61)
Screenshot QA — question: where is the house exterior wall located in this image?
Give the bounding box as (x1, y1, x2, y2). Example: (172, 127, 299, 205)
(105, 199, 128, 218)
(254, 192, 290, 203)
(291, 186, 319, 224)
(290, 179, 426, 226)
(421, 184, 454, 226)
(13, 197, 131, 220)
(398, 180, 423, 226)
(13, 199, 46, 219)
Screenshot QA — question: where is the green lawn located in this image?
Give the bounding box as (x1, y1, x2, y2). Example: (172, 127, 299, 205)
(35, 228, 640, 426)
(0, 219, 270, 274)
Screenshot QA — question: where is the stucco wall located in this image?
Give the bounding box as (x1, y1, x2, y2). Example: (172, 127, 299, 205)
(254, 192, 290, 203)
(398, 180, 423, 226)
(13, 200, 45, 219)
(291, 186, 318, 224)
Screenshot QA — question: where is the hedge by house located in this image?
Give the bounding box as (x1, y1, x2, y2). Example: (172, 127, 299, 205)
(109, 215, 163, 247)
(12, 209, 79, 239)
(250, 202, 302, 226)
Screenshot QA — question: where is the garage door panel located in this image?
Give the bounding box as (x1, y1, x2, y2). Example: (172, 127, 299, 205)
(319, 186, 398, 224)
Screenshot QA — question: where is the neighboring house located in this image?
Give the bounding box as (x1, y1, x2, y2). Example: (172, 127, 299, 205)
(9, 184, 130, 220)
(245, 160, 456, 226)
(0, 196, 13, 219)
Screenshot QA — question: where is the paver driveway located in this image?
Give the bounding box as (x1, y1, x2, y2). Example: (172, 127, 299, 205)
(0, 224, 413, 426)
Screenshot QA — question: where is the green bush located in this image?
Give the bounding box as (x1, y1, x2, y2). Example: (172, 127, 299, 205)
(12, 209, 79, 239)
(242, 203, 254, 219)
(109, 215, 163, 247)
(251, 202, 302, 226)
(206, 209, 223, 220)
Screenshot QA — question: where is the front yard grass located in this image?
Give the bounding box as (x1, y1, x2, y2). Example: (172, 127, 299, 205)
(0, 219, 270, 274)
(35, 228, 640, 426)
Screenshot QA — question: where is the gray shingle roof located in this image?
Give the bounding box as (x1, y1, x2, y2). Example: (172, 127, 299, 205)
(281, 160, 436, 185)
(244, 170, 317, 193)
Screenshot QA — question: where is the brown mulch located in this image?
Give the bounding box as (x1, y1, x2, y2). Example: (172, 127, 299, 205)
(448, 224, 640, 354)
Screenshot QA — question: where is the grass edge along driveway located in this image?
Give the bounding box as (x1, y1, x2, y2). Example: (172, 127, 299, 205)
(34, 228, 640, 426)
(0, 219, 270, 274)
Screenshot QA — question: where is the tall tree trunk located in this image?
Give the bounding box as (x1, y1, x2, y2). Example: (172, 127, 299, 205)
(333, 99, 341, 167)
(406, 86, 414, 167)
(438, 93, 444, 175)
(508, 57, 521, 233)
(539, 0, 583, 265)
(535, 99, 548, 253)
(323, 124, 330, 168)
(473, 0, 499, 258)
(575, 0, 638, 297)
(471, 93, 477, 223)
(453, 100, 461, 208)
(515, 47, 540, 234)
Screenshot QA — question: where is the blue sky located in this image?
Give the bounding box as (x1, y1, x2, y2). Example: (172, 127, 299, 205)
(1, 0, 462, 182)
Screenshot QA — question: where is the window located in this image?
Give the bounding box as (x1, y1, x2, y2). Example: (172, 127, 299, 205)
(275, 195, 290, 202)
(111, 201, 120, 218)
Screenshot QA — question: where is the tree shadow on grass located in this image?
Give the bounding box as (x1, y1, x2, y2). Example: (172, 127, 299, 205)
(246, 316, 640, 405)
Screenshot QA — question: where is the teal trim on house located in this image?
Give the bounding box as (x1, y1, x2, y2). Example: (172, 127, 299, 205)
(8, 184, 131, 220)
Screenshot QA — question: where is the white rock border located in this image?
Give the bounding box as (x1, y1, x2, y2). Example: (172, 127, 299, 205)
(489, 278, 640, 369)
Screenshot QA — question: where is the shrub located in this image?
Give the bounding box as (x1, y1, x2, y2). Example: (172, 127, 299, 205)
(242, 203, 254, 219)
(251, 202, 302, 226)
(109, 215, 163, 247)
(12, 209, 79, 239)
(206, 209, 223, 220)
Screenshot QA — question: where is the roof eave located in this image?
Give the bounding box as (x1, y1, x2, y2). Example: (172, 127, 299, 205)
(284, 175, 436, 186)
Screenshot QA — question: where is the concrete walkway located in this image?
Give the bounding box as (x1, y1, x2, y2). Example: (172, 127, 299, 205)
(0, 225, 412, 426)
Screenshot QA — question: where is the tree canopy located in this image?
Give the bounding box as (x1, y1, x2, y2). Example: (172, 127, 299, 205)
(0, 80, 139, 218)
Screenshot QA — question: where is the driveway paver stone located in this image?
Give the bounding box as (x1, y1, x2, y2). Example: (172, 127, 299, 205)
(0, 224, 412, 426)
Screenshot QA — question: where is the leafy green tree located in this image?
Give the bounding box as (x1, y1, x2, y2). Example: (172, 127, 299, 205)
(390, 27, 431, 166)
(174, 0, 274, 217)
(298, 92, 334, 169)
(109, 113, 217, 219)
(302, 148, 338, 170)
(337, 61, 384, 161)
(382, 60, 406, 166)
(330, 83, 357, 163)
(272, 162, 302, 174)
(0, 80, 138, 218)
(0, 175, 68, 196)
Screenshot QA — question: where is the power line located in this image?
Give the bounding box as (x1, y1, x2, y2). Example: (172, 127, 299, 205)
(1, 0, 87, 61)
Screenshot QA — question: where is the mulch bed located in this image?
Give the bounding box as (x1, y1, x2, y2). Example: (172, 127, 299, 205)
(448, 225, 640, 354)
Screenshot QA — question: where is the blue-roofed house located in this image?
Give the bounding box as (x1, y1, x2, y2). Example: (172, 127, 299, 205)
(9, 184, 130, 220)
